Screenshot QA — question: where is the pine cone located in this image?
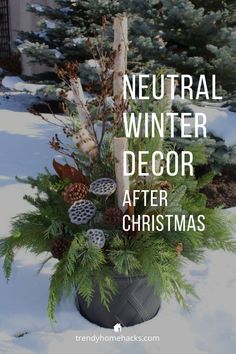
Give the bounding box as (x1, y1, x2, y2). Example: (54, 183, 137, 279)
(103, 208, 123, 227)
(51, 238, 70, 260)
(63, 183, 89, 204)
(159, 180, 172, 191)
(123, 218, 139, 237)
(176, 242, 184, 256)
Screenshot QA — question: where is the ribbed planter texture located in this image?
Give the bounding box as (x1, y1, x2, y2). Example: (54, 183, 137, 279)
(75, 273, 161, 328)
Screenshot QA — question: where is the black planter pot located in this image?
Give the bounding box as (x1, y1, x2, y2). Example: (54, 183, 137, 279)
(75, 273, 161, 328)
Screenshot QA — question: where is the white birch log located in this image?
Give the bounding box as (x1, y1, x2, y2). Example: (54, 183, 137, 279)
(113, 137, 129, 212)
(113, 15, 129, 211)
(70, 78, 91, 128)
(164, 78, 177, 111)
(164, 78, 173, 112)
(113, 15, 128, 105)
(70, 78, 98, 160)
(72, 128, 98, 161)
(152, 79, 177, 176)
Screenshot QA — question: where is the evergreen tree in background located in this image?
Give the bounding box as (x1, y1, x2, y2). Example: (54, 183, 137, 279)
(18, 0, 118, 67)
(191, 0, 235, 15)
(156, 0, 236, 94)
(18, 0, 236, 94)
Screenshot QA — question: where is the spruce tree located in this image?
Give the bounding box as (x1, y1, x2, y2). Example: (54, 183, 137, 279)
(18, 0, 118, 66)
(18, 0, 236, 93)
(156, 0, 236, 93)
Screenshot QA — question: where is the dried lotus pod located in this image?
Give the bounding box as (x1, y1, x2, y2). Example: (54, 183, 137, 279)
(69, 200, 96, 225)
(72, 127, 98, 161)
(89, 178, 116, 197)
(86, 229, 106, 249)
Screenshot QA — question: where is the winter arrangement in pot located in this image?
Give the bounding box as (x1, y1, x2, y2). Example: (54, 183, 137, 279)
(0, 15, 236, 328)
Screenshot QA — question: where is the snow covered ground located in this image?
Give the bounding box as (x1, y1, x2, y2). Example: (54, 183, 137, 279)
(174, 95, 236, 146)
(1, 88, 236, 354)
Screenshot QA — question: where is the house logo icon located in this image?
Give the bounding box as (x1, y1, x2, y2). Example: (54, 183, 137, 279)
(113, 323, 122, 333)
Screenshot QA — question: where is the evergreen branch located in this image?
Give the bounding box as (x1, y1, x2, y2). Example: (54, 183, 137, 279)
(203, 209, 236, 252)
(75, 271, 94, 307)
(37, 255, 53, 274)
(108, 249, 141, 276)
(3, 246, 14, 282)
(47, 257, 68, 322)
(169, 273, 198, 308)
(94, 267, 118, 311)
(78, 243, 105, 271)
(197, 171, 216, 188)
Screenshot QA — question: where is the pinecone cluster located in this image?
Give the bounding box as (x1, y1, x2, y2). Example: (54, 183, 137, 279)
(103, 208, 123, 227)
(51, 238, 70, 260)
(63, 182, 88, 204)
